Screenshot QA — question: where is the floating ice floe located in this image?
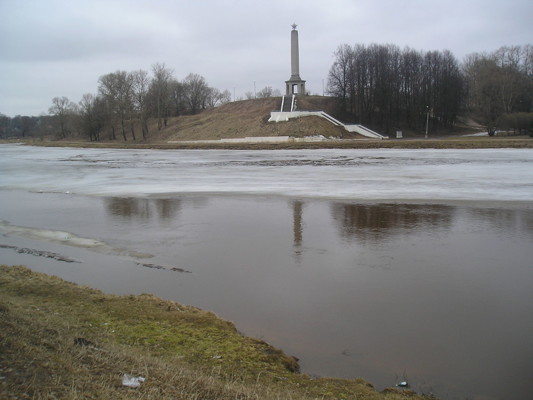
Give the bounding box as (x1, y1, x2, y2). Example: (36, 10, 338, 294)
(0, 219, 152, 259)
(0, 219, 105, 248)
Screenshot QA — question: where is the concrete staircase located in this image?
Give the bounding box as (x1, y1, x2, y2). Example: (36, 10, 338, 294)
(269, 101, 387, 139)
(345, 124, 385, 138)
(280, 95, 295, 112)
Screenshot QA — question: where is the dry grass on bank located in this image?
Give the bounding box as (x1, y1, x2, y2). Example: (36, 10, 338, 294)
(0, 265, 432, 400)
(161, 97, 350, 141)
(14, 135, 533, 150)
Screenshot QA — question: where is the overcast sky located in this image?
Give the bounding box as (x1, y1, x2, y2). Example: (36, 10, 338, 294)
(1, 0, 532, 117)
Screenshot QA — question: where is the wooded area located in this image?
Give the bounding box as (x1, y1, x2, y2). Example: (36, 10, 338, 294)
(327, 44, 533, 135)
(1, 44, 532, 140)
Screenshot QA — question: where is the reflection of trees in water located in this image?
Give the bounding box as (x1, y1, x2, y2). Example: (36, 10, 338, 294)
(105, 197, 184, 221)
(330, 203, 454, 243)
(465, 208, 533, 237)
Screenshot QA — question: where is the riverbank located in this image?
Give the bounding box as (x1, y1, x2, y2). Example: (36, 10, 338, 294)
(0, 265, 431, 399)
(5, 135, 533, 150)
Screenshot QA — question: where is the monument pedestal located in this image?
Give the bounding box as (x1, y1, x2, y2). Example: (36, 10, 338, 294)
(286, 78, 306, 96)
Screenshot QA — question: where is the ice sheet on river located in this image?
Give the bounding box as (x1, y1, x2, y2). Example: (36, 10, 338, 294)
(1, 145, 533, 201)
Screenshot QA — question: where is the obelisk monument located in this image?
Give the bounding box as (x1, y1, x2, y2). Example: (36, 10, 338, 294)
(285, 23, 306, 96)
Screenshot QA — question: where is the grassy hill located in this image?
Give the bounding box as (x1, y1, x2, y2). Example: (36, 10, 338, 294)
(151, 96, 484, 143)
(149, 96, 356, 142)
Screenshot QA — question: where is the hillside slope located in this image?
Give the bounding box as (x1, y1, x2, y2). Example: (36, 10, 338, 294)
(157, 96, 358, 142)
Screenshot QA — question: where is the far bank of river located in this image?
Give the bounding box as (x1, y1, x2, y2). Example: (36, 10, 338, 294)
(4, 135, 533, 150)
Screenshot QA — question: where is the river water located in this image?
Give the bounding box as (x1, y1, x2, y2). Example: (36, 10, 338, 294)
(1, 144, 532, 400)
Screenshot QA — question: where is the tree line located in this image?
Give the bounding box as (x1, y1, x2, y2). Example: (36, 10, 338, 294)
(0, 62, 287, 141)
(1, 63, 232, 141)
(327, 44, 533, 135)
(74, 63, 232, 141)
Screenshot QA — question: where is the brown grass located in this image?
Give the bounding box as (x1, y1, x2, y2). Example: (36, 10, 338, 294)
(0, 265, 433, 400)
(19, 135, 533, 151)
(161, 97, 349, 141)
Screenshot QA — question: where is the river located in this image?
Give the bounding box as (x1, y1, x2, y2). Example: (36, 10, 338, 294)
(1, 144, 532, 400)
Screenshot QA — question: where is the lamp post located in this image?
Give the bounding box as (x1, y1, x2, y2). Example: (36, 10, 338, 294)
(425, 106, 430, 139)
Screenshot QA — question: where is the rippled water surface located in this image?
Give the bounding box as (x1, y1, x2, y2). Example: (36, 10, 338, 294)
(1, 145, 532, 400)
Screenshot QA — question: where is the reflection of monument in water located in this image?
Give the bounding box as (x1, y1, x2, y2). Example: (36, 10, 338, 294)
(292, 200, 304, 263)
(292, 200, 303, 246)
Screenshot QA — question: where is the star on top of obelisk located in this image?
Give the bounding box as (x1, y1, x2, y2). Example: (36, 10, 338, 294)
(291, 23, 297, 30)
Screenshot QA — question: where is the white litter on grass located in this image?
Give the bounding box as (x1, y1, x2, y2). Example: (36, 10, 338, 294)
(122, 374, 145, 388)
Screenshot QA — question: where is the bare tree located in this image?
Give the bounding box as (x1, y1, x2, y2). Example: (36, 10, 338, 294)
(256, 86, 274, 98)
(205, 88, 231, 107)
(98, 73, 119, 139)
(183, 73, 210, 114)
(464, 45, 532, 131)
(78, 93, 107, 141)
(0, 113, 9, 138)
(169, 79, 185, 116)
(327, 43, 464, 134)
(494, 46, 529, 113)
(327, 44, 353, 111)
(98, 71, 136, 141)
(400, 47, 424, 127)
(150, 63, 174, 129)
(121, 72, 136, 141)
(48, 96, 77, 138)
(131, 69, 151, 139)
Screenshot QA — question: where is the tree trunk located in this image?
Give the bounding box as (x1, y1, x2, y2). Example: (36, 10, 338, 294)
(142, 120, 149, 140)
(120, 119, 127, 141)
(130, 122, 136, 141)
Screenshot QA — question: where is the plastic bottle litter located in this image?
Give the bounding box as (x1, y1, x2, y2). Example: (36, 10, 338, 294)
(122, 374, 145, 388)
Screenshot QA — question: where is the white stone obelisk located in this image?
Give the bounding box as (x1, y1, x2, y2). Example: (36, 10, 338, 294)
(285, 24, 306, 96)
(290, 26, 301, 80)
